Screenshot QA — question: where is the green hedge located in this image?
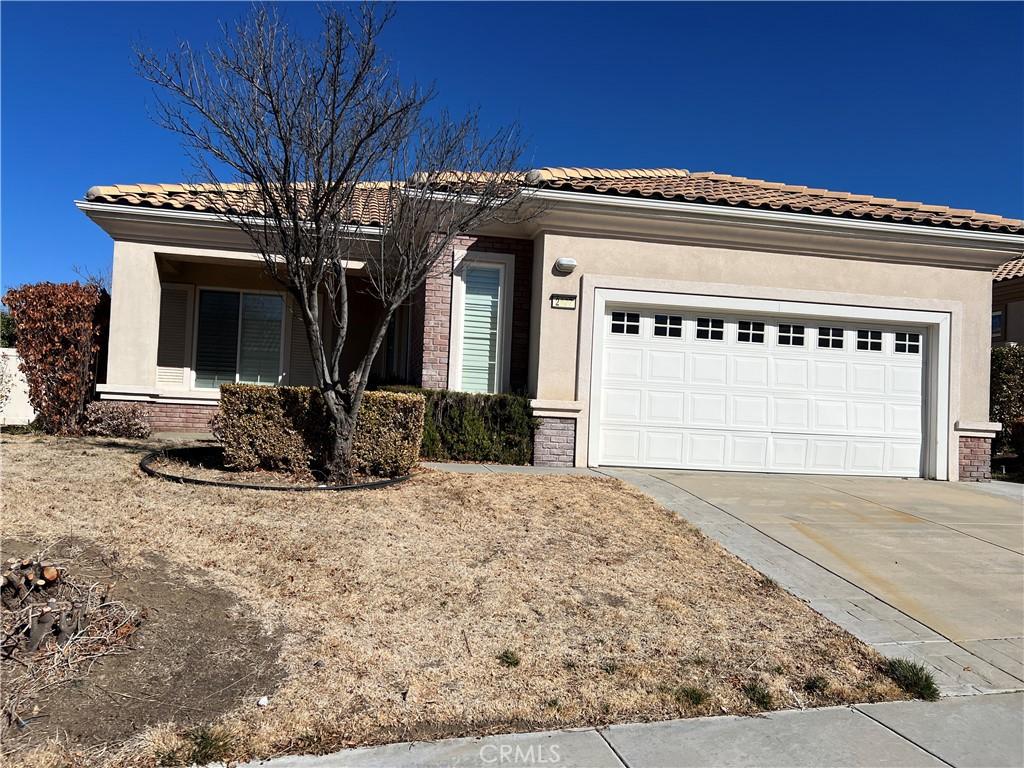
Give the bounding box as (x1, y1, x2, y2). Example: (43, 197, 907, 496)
(991, 345, 1024, 456)
(213, 384, 424, 478)
(381, 386, 535, 464)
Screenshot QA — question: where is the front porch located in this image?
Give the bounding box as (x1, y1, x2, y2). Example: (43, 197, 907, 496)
(98, 242, 413, 428)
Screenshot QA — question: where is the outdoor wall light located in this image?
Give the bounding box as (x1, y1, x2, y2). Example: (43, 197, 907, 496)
(554, 257, 577, 275)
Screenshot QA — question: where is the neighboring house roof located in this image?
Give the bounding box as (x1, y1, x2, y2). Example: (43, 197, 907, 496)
(994, 257, 1024, 282)
(85, 168, 1024, 234)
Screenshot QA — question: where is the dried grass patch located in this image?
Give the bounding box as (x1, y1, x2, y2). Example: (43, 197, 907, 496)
(0, 435, 905, 766)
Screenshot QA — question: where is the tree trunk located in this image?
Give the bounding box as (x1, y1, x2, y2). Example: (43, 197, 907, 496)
(325, 406, 357, 485)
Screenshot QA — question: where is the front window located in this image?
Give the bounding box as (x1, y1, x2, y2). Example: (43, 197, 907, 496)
(993, 310, 1004, 339)
(460, 265, 502, 392)
(194, 290, 283, 388)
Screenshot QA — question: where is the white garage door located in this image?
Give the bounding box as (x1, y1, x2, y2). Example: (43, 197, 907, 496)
(596, 306, 926, 476)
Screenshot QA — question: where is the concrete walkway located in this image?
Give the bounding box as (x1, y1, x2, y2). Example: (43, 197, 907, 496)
(240, 692, 1024, 767)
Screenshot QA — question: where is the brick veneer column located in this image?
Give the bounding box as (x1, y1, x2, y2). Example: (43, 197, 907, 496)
(533, 417, 576, 467)
(419, 254, 453, 389)
(958, 435, 992, 482)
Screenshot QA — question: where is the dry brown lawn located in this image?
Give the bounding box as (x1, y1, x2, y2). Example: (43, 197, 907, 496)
(0, 435, 904, 766)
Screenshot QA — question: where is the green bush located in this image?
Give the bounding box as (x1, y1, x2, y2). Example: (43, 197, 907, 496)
(991, 345, 1024, 456)
(882, 658, 939, 701)
(381, 386, 535, 464)
(213, 384, 424, 478)
(0, 311, 16, 348)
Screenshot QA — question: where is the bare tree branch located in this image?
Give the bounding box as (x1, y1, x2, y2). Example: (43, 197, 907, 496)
(135, 3, 525, 482)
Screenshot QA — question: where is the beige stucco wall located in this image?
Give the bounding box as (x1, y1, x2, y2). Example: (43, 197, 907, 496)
(106, 241, 162, 390)
(104, 242, 282, 397)
(102, 241, 382, 398)
(531, 231, 996, 467)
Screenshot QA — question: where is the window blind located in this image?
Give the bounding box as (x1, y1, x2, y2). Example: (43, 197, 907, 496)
(460, 266, 500, 393)
(238, 294, 283, 384)
(194, 291, 240, 389)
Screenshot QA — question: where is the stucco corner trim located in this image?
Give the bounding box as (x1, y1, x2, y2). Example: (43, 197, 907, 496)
(530, 399, 583, 419)
(954, 420, 1002, 438)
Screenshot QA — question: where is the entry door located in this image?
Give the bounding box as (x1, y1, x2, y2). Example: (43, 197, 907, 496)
(596, 307, 926, 476)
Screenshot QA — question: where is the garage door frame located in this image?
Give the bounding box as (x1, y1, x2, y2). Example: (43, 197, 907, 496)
(584, 286, 951, 479)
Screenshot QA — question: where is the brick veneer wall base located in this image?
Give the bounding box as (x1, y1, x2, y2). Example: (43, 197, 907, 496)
(958, 435, 992, 482)
(136, 401, 218, 433)
(533, 417, 576, 467)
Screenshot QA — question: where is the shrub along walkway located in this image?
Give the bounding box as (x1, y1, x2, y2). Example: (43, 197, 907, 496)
(242, 692, 1024, 767)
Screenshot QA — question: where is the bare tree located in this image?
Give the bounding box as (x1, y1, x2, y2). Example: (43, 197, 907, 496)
(135, 4, 525, 482)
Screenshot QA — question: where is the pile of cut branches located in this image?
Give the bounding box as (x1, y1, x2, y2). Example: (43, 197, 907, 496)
(1, 552, 142, 735)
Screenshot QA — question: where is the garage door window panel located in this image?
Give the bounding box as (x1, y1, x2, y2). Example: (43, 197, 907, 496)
(696, 317, 724, 341)
(857, 329, 883, 351)
(818, 327, 844, 349)
(611, 311, 640, 335)
(737, 320, 765, 344)
(777, 324, 805, 346)
(895, 332, 921, 354)
(653, 314, 683, 338)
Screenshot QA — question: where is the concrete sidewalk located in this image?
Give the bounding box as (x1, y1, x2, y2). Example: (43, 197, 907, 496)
(239, 692, 1024, 767)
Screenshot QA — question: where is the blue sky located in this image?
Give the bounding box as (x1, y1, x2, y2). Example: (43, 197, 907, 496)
(2, 2, 1022, 292)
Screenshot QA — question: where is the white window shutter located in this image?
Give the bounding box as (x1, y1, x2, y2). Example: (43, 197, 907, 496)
(156, 286, 190, 388)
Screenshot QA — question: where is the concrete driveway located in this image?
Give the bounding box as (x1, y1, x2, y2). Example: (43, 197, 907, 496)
(621, 470, 1024, 684)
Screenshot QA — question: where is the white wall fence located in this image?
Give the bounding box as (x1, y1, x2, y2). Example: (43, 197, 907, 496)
(1, 348, 36, 426)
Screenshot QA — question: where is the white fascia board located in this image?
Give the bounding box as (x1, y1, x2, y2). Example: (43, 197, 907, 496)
(75, 200, 384, 239)
(526, 188, 1024, 252)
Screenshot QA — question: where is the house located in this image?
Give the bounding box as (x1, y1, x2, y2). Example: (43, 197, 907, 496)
(77, 168, 1024, 480)
(993, 257, 1024, 344)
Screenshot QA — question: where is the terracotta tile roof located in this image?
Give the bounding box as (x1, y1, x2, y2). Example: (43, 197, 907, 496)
(85, 182, 393, 226)
(994, 257, 1024, 281)
(85, 169, 1024, 235)
(525, 168, 1023, 234)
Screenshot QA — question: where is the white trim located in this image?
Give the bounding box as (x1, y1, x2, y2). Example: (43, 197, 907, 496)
(75, 200, 383, 238)
(530, 399, 584, 419)
(190, 286, 288, 391)
(447, 250, 515, 393)
(954, 420, 1002, 439)
(526, 189, 1024, 249)
(97, 385, 221, 404)
(582, 285, 952, 480)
